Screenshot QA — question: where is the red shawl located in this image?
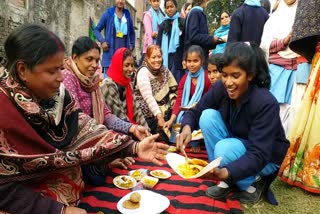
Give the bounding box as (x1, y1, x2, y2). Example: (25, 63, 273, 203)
(107, 48, 136, 124)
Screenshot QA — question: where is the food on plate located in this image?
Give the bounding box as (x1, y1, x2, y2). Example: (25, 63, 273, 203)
(176, 158, 208, 178)
(141, 175, 159, 189)
(172, 123, 181, 133)
(187, 158, 208, 167)
(130, 192, 141, 203)
(150, 170, 170, 179)
(122, 199, 140, 209)
(163, 127, 171, 138)
(115, 176, 135, 188)
(191, 129, 202, 138)
(168, 146, 177, 152)
(131, 170, 143, 180)
(122, 192, 141, 209)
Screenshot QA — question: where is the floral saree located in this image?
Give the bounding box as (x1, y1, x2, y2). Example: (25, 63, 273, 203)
(279, 51, 320, 193)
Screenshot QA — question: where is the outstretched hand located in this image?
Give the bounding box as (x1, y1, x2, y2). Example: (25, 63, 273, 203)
(137, 134, 169, 165)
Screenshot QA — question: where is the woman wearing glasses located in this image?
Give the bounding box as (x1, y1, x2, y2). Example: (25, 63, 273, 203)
(212, 11, 231, 54)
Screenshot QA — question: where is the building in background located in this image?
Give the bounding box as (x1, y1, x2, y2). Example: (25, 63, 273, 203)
(0, 0, 148, 64)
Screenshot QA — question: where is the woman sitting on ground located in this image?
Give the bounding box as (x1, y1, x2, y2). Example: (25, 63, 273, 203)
(62, 36, 150, 185)
(135, 44, 178, 142)
(0, 24, 168, 214)
(101, 47, 148, 128)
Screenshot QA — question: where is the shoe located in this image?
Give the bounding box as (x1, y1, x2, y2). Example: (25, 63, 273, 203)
(229, 177, 267, 204)
(206, 185, 233, 199)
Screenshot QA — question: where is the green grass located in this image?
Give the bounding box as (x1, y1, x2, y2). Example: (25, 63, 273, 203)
(243, 178, 320, 214)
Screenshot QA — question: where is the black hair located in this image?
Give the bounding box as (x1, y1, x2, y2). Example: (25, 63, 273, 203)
(220, 10, 230, 17)
(192, 0, 204, 7)
(218, 42, 271, 89)
(71, 36, 100, 56)
(4, 24, 65, 79)
(164, 0, 177, 8)
(260, 0, 271, 13)
(184, 45, 205, 65)
(208, 53, 222, 66)
(123, 49, 133, 62)
(183, 2, 191, 10)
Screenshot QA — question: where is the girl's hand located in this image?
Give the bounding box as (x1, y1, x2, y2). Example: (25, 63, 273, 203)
(176, 125, 192, 152)
(109, 157, 135, 169)
(65, 206, 87, 214)
(200, 167, 229, 181)
(152, 32, 158, 39)
(137, 134, 169, 165)
(131, 125, 150, 141)
(163, 120, 173, 129)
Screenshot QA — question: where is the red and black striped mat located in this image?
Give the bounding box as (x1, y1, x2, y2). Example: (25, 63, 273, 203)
(79, 147, 243, 214)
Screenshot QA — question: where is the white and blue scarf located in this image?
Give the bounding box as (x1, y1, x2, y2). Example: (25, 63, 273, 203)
(244, 0, 261, 6)
(161, 12, 180, 67)
(150, 7, 164, 44)
(176, 67, 205, 122)
(114, 13, 128, 35)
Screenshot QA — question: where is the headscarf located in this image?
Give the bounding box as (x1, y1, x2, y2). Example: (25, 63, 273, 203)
(260, 0, 299, 59)
(244, 0, 261, 6)
(107, 48, 136, 124)
(63, 57, 104, 124)
(161, 12, 180, 67)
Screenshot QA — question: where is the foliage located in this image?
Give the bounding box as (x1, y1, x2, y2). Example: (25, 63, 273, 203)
(206, 0, 243, 33)
(176, 0, 243, 34)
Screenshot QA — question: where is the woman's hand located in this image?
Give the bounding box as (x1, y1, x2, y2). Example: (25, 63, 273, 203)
(137, 134, 169, 165)
(176, 125, 192, 152)
(65, 206, 87, 214)
(109, 157, 135, 169)
(163, 120, 173, 129)
(130, 125, 150, 141)
(284, 30, 293, 46)
(156, 114, 165, 128)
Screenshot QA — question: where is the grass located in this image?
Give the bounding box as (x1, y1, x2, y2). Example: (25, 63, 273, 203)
(242, 178, 320, 214)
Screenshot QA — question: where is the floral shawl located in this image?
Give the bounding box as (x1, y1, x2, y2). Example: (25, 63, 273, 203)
(0, 67, 134, 205)
(63, 57, 104, 124)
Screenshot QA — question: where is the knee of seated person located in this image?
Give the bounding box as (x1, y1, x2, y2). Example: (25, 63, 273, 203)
(214, 138, 245, 165)
(199, 109, 221, 128)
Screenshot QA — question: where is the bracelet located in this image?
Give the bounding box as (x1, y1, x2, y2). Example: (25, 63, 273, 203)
(132, 142, 139, 157)
(60, 205, 66, 214)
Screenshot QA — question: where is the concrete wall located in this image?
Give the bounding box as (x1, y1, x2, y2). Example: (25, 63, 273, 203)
(0, 0, 144, 61)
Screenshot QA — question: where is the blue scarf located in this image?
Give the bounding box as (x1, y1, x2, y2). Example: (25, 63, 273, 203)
(186, 6, 203, 30)
(114, 13, 128, 35)
(161, 12, 180, 67)
(212, 24, 230, 54)
(151, 8, 164, 44)
(244, 0, 261, 6)
(176, 67, 205, 122)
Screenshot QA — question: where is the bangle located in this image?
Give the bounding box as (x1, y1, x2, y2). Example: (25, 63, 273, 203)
(133, 142, 139, 157)
(60, 205, 66, 214)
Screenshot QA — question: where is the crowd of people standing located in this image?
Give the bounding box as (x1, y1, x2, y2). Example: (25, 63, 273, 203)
(0, 0, 319, 213)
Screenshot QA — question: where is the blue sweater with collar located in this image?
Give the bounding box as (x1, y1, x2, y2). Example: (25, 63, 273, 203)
(227, 4, 269, 45)
(94, 6, 135, 67)
(181, 81, 289, 182)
